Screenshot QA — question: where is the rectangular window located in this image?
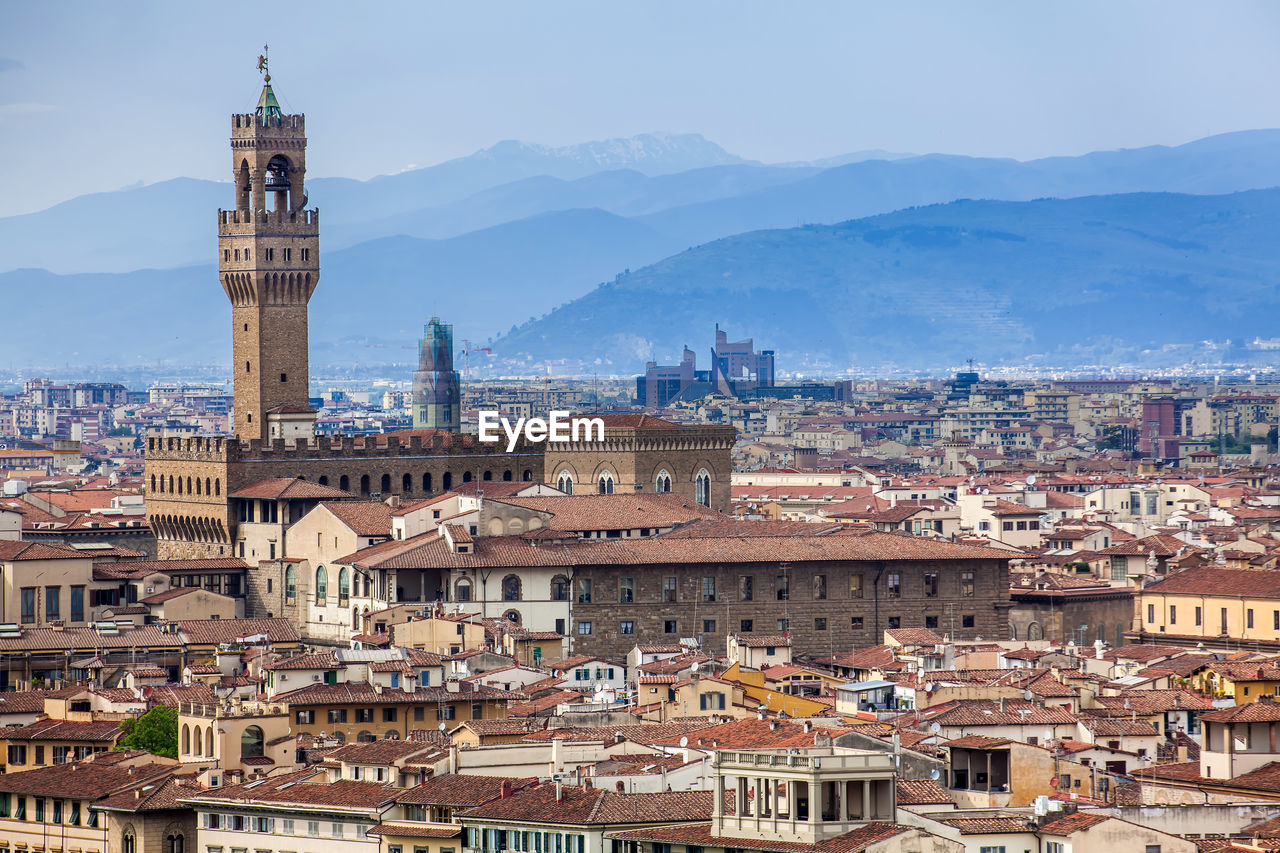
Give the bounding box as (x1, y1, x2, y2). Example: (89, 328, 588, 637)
(1002, 521, 1014, 531)
(851, 616, 864, 629)
(619, 577, 634, 603)
(308, 820, 320, 836)
(471, 703, 483, 719)
(925, 615, 938, 629)
(961, 571, 974, 597)
(1046, 844, 1063, 853)
(44, 586, 60, 619)
(1169, 605, 1176, 625)
(355, 708, 373, 723)
(813, 574, 827, 600)
(70, 586, 85, 622)
(663, 577, 677, 602)
(619, 620, 634, 634)
(1248, 609, 1255, 629)
(664, 619, 677, 634)
(850, 575, 864, 599)
(1110, 556, 1128, 581)
(887, 573, 901, 598)
(383, 707, 397, 722)
(577, 621, 592, 635)
(7, 745, 26, 766)
(1148, 604, 1155, 623)
(702, 619, 716, 634)
(740, 619, 753, 632)
(887, 616, 901, 629)
(295, 710, 314, 724)
(576, 578, 592, 604)
(962, 614, 975, 628)
(923, 572, 938, 598)
(327, 709, 347, 723)
(20, 588, 35, 624)
(815, 617, 827, 631)
(1222, 608, 1229, 634)
(739, 576, 753, 601)
(776, 618, 788, 632)
(776, 575, 789, 601)
(1196, 606, 1202, 627)
(437, 706, 456, 721)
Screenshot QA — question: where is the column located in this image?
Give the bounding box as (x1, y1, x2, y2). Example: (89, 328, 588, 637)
(861, 780, 870, 822)
(809, 779, 822, 827)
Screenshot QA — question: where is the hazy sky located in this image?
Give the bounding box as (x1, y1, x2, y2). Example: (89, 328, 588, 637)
(1, 1, 1278, 217)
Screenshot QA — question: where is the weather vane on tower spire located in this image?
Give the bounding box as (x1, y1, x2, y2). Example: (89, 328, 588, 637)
(257, 44, 270, 83)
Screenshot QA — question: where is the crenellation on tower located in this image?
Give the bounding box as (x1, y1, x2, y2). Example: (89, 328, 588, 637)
(219, 77, 319, 442)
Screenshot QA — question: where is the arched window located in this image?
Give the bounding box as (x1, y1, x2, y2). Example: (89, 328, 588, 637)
(166, 833, 185, 853)
(205, 477, 211, 495)
(241, 725, 264, 758)
(504, 609, 522, 625)
(384, 730, 400, 740)
(168, 475, 174, 493)
(214, 479, 220, 496)
(315, 566, 328, 605)
(339, 475, 350, 492)
(455, 579, 472, 602)
(176, 477, 183, 495)
(360, 474, 371, 494)
(181, 724, 190, 755)
(380, 474, 391, 493)
(122, 827, 137, 853)
(503, 470, 513, 482)
(193, 726, 202, 756)
(204, 726, 213, 757)
(502, 575, 521, 601)
(695, 469, 711, 507)
(598, 470, 615, 495)
(462, 471, 473, 483)
(338, 567, 350, 604)
(550, 575, 568, 602)
(442, 472, 453, 490)
(655, 470, 672, 493)
(150, 474, 156, 493)
(285, 565, 297, 602)
(196, 478, 202, 495)
(353, 606, 360, 630)
(522, 469, 533, 482)
(187, 476, 193, 494)
(422, 473, 432, 492)
(1027, 621, 1044, 641)
(483, 470, 492, 481)
(357, 730, 375, 743)
(318, 475, 329, 486)
(557, 471, 573, 495)
(403, 473, 412, 493)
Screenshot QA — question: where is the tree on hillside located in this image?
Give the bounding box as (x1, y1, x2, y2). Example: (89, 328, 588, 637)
(117, 706, 179, 759)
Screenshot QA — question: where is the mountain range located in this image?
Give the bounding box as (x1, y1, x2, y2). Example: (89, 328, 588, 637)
(2, 129, 1280, 372)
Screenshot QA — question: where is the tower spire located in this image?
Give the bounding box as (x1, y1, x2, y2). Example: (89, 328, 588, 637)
(255, 45, 283, 124)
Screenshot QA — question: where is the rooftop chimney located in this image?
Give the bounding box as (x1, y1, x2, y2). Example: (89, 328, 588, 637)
(555, 781, 563, 802)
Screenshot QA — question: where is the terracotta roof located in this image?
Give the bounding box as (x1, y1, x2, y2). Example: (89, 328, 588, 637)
(521, 720, 719, 744)
(189, 769, 396, 809)
(145, 683, 217, 708)
(1143, 566, 1280, 599)
(319, 500, 394, 537)
(368, 824, 462, 838)
(0, 761, 172, 799)
(341, 528, 1013, 572)
(492, 493, 723, 532)
(645, 718, 856, 750)
(92, 557, 248, 580)
(1200, 700, 1280, 723)
(1093, 689, 1213, 714)
(95, 775, 203, 812)
(273, 681, 516, 706)
(885, 627, 946, 647)
(396, 773, 537, 806)
(461, 784, 714, 825)
(944, 735, 1012, 749)
(323, 739, 443, 765)
(176, 617, 300, 646)
(1038, 811, 1111, 835)
(5, 717, 123, 742)
(0, 625, 183, 652)
(139, 587, 204, 604)
(895, 779, 952, 805)
(606, 821, 909, 853)
(946, 817, 1034, 835)
(228, 478, 357, 500)
(262, 652, 342, 672)
(927, 700, 1077, 728)
(0, 540, 91, 560)
(731, 633, 791, 648)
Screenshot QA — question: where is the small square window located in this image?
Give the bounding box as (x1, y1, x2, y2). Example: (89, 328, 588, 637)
(887, 616, 901, 629)
(739, 619, 753, 632)
(815, 617, 827, 631)
(851, 616, 864, 629)
(962, 614, 975, 628)
(663, 620, 677, 634)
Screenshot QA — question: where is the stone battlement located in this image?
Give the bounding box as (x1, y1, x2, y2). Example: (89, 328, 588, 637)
(147, 432, 539, 463)
(231, 112, 305, 134)
(218, 208, 319, 234)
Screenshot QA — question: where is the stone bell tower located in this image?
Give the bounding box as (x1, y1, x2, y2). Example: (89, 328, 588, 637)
(218, 57, 319, 441)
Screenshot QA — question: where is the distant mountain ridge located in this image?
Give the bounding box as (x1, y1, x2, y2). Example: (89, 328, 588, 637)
(492, 188, 1280, 373)
(5, 129, 1280, 275)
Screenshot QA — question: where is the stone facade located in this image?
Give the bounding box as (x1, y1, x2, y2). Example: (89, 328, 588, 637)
(145, 433, 544, 559)
(566, 556, 1011, 659)
(106, 811, 196, 853)
(544, 415, 736, 513)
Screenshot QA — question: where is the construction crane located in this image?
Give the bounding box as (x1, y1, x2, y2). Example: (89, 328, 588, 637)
(459, 339, 492, 383)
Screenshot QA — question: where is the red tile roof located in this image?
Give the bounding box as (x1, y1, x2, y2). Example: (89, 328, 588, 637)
(1200, 700, 1280, 723)
(319, 500, 393, 536)
(176, 617, 300, 646)
(461, 784, 714, 825)
(395, 773, 537, 806)
(895, 779, 952, 805)
(229, 478, 357, 500)
(188, 769, 396, 809)
(607, 821, 909, 853)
